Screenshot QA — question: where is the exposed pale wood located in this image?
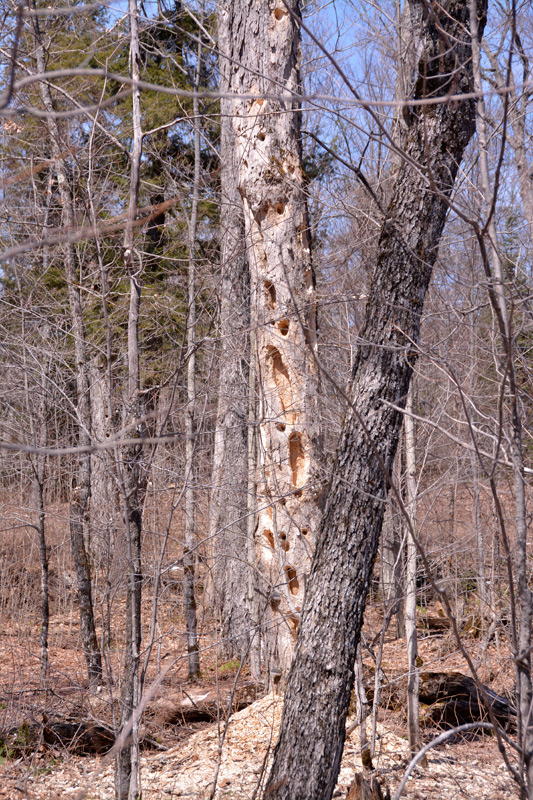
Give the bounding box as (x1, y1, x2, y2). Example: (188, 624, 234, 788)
(217, 0, 322, 685)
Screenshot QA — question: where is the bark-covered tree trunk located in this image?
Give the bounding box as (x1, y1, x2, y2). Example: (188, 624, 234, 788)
(265, 1, 486, 797)
(380, 453, 405, 639)
(30, 2, 102, 687)
(183, 34, 202, 681)
(115, 1, 144, 796)
(404, 387, 424, 761)
(210, 4, 252, 659)
(89, 358, 121, 570)
(218, 0, 322, 684)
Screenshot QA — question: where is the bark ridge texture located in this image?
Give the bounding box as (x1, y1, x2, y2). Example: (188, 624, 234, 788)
(265, 0, 487, 797)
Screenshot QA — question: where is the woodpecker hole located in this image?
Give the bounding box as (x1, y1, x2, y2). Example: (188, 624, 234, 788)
(278, 318, 290, 336)
(286, 566, 299, 595)
(264, 529, 275, 550)
(289, 432, 305, 487)
(264, 280, 276, 309)
(268, 346, 292, 415)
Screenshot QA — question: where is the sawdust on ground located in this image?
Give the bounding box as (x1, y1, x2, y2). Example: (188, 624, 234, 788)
(0, 692, 518, 800)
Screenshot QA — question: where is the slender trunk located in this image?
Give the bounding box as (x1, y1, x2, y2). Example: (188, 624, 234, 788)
(482, 38, 533, 242)
(36, 470, 49, 683)
(219, 0, 322, 685)
(470, 2, 533, 793)
(20, 241, 50, 684)
(380, 453, 404, 639)
(468, 310, 487, 614)
(210, 2, 253, 662)
(354, 645, 372, 771)
(28, 372, 49, 683)
(184, 34, 202, 680)
(265, 2, 484, 796)
(404, 388, 424, 761)
(115, 2, 144, 797)
(30, 2, 101, 686)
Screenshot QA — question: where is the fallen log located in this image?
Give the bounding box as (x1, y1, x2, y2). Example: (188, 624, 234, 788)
(0, 717, 114, 757)
(417, 615, 451, 633)
(43, 718, 114, 754)
(354, 669, 515, 731)
(149, 681, 263, 726)
(419, 672, 516, 730)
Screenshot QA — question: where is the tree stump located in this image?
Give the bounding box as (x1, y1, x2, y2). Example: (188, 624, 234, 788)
(347, 773, 390, 800)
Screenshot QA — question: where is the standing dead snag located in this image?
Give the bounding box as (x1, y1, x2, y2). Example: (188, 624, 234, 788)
(265, 0, 487, 798)
(218, 0, 322, 684)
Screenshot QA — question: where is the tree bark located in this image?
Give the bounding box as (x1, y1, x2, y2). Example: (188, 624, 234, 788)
(380, 452, 405, 639)
(404, 387, 424, 761)
(183, 32, 202, 681)
(30, 2, 102, 687)
(89, 358, 120, 570)
(210, 1, 253, 661)
(265, 1, 485, 796)
(218, 0, 322, 685)
(115, 1, 144, 796)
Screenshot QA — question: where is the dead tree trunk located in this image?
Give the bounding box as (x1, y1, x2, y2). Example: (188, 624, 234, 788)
(218, 0, 322, 685)
(210, 4, 253, 660)
(265, 1, 486, 797)
(30, 2, 102, 687)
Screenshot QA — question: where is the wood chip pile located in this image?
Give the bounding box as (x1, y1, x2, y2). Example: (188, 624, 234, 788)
(0, 693, 518, 799)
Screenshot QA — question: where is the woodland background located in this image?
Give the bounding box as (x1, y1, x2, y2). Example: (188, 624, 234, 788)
(0, 0, 532, 798)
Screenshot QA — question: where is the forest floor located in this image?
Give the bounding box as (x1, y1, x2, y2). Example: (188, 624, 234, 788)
(0, 602, 521, 800)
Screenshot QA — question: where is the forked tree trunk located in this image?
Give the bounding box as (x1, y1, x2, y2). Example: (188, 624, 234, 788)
(265, 1, 486, 796)
(218, 0, 322, 685)
(210, 4, 252, 659)
(30, 2, 102, 687)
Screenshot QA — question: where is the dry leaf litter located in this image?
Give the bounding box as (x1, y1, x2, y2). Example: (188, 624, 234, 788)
(0, 692, 518, 800)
